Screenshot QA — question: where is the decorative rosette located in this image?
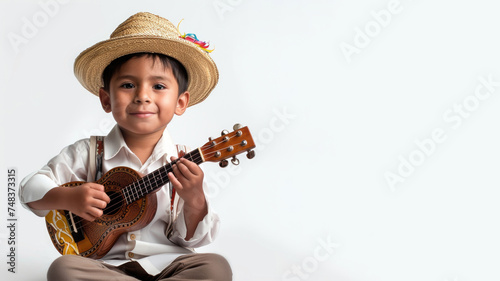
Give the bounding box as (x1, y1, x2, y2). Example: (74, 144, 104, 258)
(177, 19, 214, 53)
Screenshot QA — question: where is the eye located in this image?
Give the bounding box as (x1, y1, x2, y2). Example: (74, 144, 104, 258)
(120, 83, 134, 89)
(153, 84, 166, 90)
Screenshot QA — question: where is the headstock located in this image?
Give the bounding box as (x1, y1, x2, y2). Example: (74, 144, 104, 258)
(200, 124, 256, 167)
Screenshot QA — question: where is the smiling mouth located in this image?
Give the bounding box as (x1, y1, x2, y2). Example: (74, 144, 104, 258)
(130, 112, 155, 118)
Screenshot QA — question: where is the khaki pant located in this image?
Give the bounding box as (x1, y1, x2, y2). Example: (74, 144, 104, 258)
(47, 253, 232, 281)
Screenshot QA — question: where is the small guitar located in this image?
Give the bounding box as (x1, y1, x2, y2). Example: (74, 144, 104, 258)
(45, 124, 255, 259)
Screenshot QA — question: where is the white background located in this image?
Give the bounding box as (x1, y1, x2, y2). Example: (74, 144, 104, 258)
(1, 0, 500, 280)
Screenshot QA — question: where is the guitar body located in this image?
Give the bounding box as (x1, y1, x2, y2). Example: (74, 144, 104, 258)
(45, 166, 158, 259)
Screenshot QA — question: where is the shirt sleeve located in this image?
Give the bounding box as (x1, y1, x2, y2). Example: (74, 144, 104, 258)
(19, 139, 90, 217)
(168, 184, 220, 248)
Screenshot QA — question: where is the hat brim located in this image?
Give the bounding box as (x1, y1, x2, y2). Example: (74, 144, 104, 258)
(74, 35, 218, 107)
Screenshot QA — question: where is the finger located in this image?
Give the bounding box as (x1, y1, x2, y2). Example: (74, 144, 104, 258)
(81, 209, 100, 222)
(170, 156, 184, 176)
(172, 163, 191, 187)
(178, 158, 203, 176)
(175, 158, 201, 180)
(81, 213, 95, 222)
(171, 160, 184, 178)
(87, 188, 110, 204)
(90, 198, 108, 209)
(96, 191, 111, 204)
(174, 160, 190, 179)
(87, 184, 110, 203)
(88, 183, 105, 192)
(84, 210, 102, 221)
(94, 208, 104, 218)
(168, 172, 183, 191)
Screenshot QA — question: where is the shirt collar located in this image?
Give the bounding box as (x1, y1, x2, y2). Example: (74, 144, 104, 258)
(103, 125, 177, 163)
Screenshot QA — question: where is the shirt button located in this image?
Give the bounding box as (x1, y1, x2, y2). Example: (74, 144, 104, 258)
(128, 252, 134, 258)
(130, 234, 136, 240)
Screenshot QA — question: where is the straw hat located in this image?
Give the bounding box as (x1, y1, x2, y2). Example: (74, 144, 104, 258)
(74, 12, 218, 107)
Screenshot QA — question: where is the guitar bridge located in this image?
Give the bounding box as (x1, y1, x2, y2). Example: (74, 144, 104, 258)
(64, 211, 84, 243)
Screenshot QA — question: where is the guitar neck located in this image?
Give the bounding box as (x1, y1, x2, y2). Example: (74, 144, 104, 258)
(120, 125, 256, 204)
(122, 148, 203, 204)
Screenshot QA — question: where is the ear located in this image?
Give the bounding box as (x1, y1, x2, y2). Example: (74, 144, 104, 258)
(99, 88, 112, 113)
(174, 91, 190, 116)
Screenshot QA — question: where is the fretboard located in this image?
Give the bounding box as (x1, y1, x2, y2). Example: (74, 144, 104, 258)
(122, 148, 203, 204)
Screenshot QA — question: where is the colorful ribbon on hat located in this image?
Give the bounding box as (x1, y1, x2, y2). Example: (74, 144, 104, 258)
(177, 19, 214, 53)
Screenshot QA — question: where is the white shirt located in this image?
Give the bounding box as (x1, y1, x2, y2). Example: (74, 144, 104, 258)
(20, 125, 220, 275)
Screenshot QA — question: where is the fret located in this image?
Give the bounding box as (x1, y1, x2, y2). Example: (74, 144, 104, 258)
(139, 179, 147, 196)
(123, 186, 129, 205)
(137, 181, 144, 198)
(129, 183, 136, 202)
(122, 186, 130, 204)
(130, 186, 134, 204)
(143, 179, 149, 193)
(157, 167, 166, 183)
(146, 175, 153, 192)
(137, 182, 142, 199)
(129, 184, 135, 203)
(134, 182, 140, 201)
(133, 179, 140, 196)
(144, 175, 153, 193)
(164, 162, 173, 176)
(139, 178, 146, 194)
(128, 183, 135, 203)
(127, 187, 132, 204)
(185, 149, 203, 165)
(153, 170, 161, 187)
(146, 176, 153, 193)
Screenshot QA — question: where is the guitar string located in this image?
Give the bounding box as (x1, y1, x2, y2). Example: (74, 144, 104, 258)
(71, 132, 249, 232)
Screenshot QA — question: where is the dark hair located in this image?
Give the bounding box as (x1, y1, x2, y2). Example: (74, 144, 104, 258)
(101, 52, 189, 95)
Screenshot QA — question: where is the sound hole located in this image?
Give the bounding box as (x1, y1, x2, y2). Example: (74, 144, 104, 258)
(103, 191, 122, 216)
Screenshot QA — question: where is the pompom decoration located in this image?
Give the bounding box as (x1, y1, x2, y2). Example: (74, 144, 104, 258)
(177, 19, 214, 53)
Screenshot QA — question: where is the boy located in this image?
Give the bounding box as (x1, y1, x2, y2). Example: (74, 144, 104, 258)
(19, 12, 232, 281)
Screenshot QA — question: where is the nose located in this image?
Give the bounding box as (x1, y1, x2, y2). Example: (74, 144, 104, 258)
(134, 86, 151, 104)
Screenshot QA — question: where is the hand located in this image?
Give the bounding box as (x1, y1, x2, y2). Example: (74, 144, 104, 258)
(65, 183, 110, 222)
(168, 157, 206, 210)
(168, 156, 208, 240)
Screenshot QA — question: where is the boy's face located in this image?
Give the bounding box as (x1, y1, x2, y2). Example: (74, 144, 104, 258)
(98, 56, 189, 140)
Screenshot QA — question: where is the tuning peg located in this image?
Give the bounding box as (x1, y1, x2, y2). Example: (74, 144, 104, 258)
(246, 150, 255, 159)
(208, 137, 216, 147)
(231, 156, 240, 165)
(219, 159, 229, 168)
(221, 129, 229, 136)
(233, 123, 243, 131)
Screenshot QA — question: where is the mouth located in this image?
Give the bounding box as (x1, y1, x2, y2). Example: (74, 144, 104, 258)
(130, 111, 155, 118)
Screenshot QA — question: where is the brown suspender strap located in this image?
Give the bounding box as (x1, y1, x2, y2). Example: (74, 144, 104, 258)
(94, 136, 104, 181)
